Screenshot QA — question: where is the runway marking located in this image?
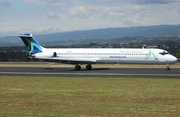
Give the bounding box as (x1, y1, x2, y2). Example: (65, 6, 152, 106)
(0, 72, 180, 77)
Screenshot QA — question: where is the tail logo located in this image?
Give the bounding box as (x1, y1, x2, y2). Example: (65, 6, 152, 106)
(19, 33, 42, 56)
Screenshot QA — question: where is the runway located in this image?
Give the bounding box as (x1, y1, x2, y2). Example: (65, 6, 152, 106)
(0, 67, 180, 78)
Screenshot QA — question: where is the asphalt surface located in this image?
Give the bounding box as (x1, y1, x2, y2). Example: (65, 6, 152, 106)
(0, 67, 180, 78)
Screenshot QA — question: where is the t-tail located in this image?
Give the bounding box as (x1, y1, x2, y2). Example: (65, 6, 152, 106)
(18, 33, 44, 56)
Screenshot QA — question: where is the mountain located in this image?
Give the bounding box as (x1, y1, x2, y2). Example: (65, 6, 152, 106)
(1, 24, 180, 46)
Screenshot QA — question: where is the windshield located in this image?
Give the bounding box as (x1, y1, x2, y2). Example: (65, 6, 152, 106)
(159, 51, 169, 55)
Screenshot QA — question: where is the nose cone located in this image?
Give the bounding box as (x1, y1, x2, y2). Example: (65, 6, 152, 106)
(169, 56, 178, 64)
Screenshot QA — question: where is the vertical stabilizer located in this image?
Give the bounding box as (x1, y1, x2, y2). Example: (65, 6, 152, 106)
(18, 33, 43, 56)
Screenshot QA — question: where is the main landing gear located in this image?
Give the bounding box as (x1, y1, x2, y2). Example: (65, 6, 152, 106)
(86, 64, 92, 70)
(166, 64, 170, 71)
(75, 65, 81, 70)
(75, 64, 92, 70)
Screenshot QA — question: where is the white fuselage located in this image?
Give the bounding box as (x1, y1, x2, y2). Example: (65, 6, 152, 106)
(33, 48, 177, 65)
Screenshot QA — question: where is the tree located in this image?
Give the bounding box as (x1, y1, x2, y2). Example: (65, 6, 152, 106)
(175, 50, 180, 58)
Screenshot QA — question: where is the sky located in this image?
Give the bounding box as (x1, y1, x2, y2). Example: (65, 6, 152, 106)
(0, 0, 180, 36)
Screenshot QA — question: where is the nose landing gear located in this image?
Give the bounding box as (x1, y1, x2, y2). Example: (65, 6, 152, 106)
(166, 66, 170, 71)
(166, 64, 170, 71)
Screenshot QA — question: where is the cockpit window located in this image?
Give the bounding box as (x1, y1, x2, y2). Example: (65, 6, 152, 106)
(159, 51, 169, 55)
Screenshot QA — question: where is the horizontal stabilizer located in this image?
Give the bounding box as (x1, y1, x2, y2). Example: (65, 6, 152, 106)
(19, 33, 33, 37)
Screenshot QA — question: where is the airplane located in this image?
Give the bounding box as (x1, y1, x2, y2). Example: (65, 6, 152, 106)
(17, 33, 178, 71)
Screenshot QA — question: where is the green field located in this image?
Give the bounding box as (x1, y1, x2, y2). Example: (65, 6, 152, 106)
(0, 76, 180, 117)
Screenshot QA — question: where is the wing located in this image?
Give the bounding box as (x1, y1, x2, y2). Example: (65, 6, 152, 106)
(40, 57, 97, 64)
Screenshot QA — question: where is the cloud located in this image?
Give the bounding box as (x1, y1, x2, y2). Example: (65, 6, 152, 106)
(0, 0, 11, 7)
(24, 0, 69, 7)
(24, 0, 180, 6)
(24, 0, 180, 26)
(45, 12, 60, 20)
(1, 0, 180, 36)
(132, 0, 180, 4)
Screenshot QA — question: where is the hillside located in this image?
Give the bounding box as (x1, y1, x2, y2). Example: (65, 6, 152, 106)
(1, 24, 180, 46)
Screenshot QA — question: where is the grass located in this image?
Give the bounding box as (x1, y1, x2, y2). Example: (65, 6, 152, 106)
(0, 76, 180, 117)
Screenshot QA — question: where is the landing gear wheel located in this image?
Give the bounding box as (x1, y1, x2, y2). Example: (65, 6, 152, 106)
(75, 65, 81, 70)
(86, 64, 92, 70)
(166, 67, 170, 71)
